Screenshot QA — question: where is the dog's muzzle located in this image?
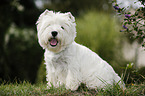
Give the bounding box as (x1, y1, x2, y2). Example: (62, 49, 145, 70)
(49, 38, 58, 47)
(49, 31, 58, 47)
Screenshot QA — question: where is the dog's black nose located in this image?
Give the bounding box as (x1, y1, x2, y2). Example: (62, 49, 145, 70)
(51, 31, 58, 37)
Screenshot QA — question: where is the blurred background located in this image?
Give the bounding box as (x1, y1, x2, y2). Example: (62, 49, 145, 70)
(0, 0, 144, 84)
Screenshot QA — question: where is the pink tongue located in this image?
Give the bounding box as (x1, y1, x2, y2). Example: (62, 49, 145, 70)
(50, 39, 57, 46)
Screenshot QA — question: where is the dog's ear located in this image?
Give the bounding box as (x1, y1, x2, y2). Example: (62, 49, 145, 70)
(36, 9, 48, 24)
(66, 12, 75, 22)
(36, 9, 53, 31)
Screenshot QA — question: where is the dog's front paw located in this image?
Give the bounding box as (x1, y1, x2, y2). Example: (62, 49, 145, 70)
(46, 82, 53, 89)
(66, 81, 79, 91)
(65, 70, 80, 90)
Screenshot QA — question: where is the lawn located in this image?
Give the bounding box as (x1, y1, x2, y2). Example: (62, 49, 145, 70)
(0, 81, 145, 96)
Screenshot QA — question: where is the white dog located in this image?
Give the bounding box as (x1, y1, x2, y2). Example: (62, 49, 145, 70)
(36, 9, 124, 90)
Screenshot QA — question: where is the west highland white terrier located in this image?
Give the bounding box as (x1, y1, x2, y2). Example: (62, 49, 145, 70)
(36, 9, 124, 90)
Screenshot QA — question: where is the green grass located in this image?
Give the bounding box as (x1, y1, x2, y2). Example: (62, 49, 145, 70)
(0, 81, 145, 96)
(0, 81, 69, 96)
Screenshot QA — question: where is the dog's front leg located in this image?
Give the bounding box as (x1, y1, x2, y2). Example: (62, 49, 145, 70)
(65, 69, 80, 91)
(46, 67, 59, 89)
(46, 72, 56, 88)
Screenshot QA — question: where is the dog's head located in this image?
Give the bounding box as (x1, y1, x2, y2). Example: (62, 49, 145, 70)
(36, 9, 76, 53)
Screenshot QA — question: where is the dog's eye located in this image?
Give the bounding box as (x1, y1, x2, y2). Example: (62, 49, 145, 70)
(61, 26, 64, 29)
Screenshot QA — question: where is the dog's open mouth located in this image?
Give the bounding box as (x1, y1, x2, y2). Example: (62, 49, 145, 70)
(49, 38, 58, 47)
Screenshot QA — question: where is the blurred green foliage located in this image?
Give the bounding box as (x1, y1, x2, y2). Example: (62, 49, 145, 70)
(43, 0, 113, 15)
(76, 11, 120, 63)
(36, 61, 46, 83)
(3, 24, 43, 83)
(0, 0, 43, 83)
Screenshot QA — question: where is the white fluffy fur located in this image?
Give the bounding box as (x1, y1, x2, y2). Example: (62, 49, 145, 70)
(36, 9, 124, 90)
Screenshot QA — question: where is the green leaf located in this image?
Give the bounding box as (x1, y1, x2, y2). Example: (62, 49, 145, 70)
(120, 30, 124, 32)
(124, 22, 128, 25)
(137, 8, 140, 11)
(118, 13, 122, 15)
(134, 27, 138, 31)
(128, 21, 132, 24)
(128, 29, 133, 32)
(115, 4, 118, 6)
(138, 29, 143, 32)
(133, 22, 137, 26)
(124, 18, 128, 21)
(112, 0, 115, 3)
(127, 63, 134, 69)
(133, 18, 136, 21)
(135, 12, 138, 16)
(126, 28, 129, 32)
(138, 16, 142, 18)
